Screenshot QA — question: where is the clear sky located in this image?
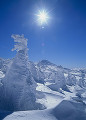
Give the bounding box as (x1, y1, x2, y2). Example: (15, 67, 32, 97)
(0, 0, 86, 68)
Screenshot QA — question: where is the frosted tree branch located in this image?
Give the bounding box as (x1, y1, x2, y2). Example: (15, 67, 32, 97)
(11, 34, 28, 52)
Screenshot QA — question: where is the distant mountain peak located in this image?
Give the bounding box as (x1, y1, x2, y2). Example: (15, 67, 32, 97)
(37, 60, 56, 66)
(37, 60, 63, 69)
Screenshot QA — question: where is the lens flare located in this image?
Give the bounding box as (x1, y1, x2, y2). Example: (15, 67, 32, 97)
(36, 10, 49, 25)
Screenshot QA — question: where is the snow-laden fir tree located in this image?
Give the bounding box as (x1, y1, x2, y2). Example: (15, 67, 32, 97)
(0, 34, 42, 111)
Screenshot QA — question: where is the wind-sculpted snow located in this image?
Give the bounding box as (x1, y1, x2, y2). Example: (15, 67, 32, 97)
(52, 100, 86, 120)
(3, 109, 57, 120)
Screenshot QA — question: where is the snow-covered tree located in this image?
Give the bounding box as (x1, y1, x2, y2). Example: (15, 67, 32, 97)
(11, 34, 28, 52)
(0, 34, 42, 111)
(66, 73, 76, 86)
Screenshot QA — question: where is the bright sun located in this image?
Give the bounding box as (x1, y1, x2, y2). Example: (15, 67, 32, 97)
(36, 10, 49, 25)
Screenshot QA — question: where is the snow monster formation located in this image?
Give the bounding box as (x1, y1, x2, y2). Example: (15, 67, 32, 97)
(0, 34, 42, 111)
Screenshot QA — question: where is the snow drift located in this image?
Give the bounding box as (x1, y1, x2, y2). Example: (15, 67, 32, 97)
(52, 100, 86, 120)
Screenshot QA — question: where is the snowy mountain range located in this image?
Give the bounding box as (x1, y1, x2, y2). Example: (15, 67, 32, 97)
(1, 58, 86, 90)
(0, 58, 86, 91)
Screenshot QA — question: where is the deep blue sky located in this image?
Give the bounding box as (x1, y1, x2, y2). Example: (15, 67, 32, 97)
(0, 0, 86, 68)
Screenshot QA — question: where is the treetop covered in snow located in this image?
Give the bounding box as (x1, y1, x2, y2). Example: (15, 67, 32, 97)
(11, 34, 28, 52)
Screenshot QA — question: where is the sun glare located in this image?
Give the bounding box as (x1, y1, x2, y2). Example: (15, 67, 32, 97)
(37, 10, 49, 25)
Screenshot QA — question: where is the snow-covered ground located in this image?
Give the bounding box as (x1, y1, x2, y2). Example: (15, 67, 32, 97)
(2, 82, 62, 120)
(36, 83, 64, 109)
(2, 81, 86, 120)
(3, 82, 62, 120)
(3, 109, 57, 120)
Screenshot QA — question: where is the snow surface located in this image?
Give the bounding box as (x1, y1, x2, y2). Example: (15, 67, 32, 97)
(36, 83, 64, 109)
(3, 109, 57, 120)
(53, 100, 86, 120)
(2, 81, 86, 120)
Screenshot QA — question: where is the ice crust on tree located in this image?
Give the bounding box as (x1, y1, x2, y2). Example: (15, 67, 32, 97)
(11, 34, 28, 52)
(0, 35, 42, 111)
